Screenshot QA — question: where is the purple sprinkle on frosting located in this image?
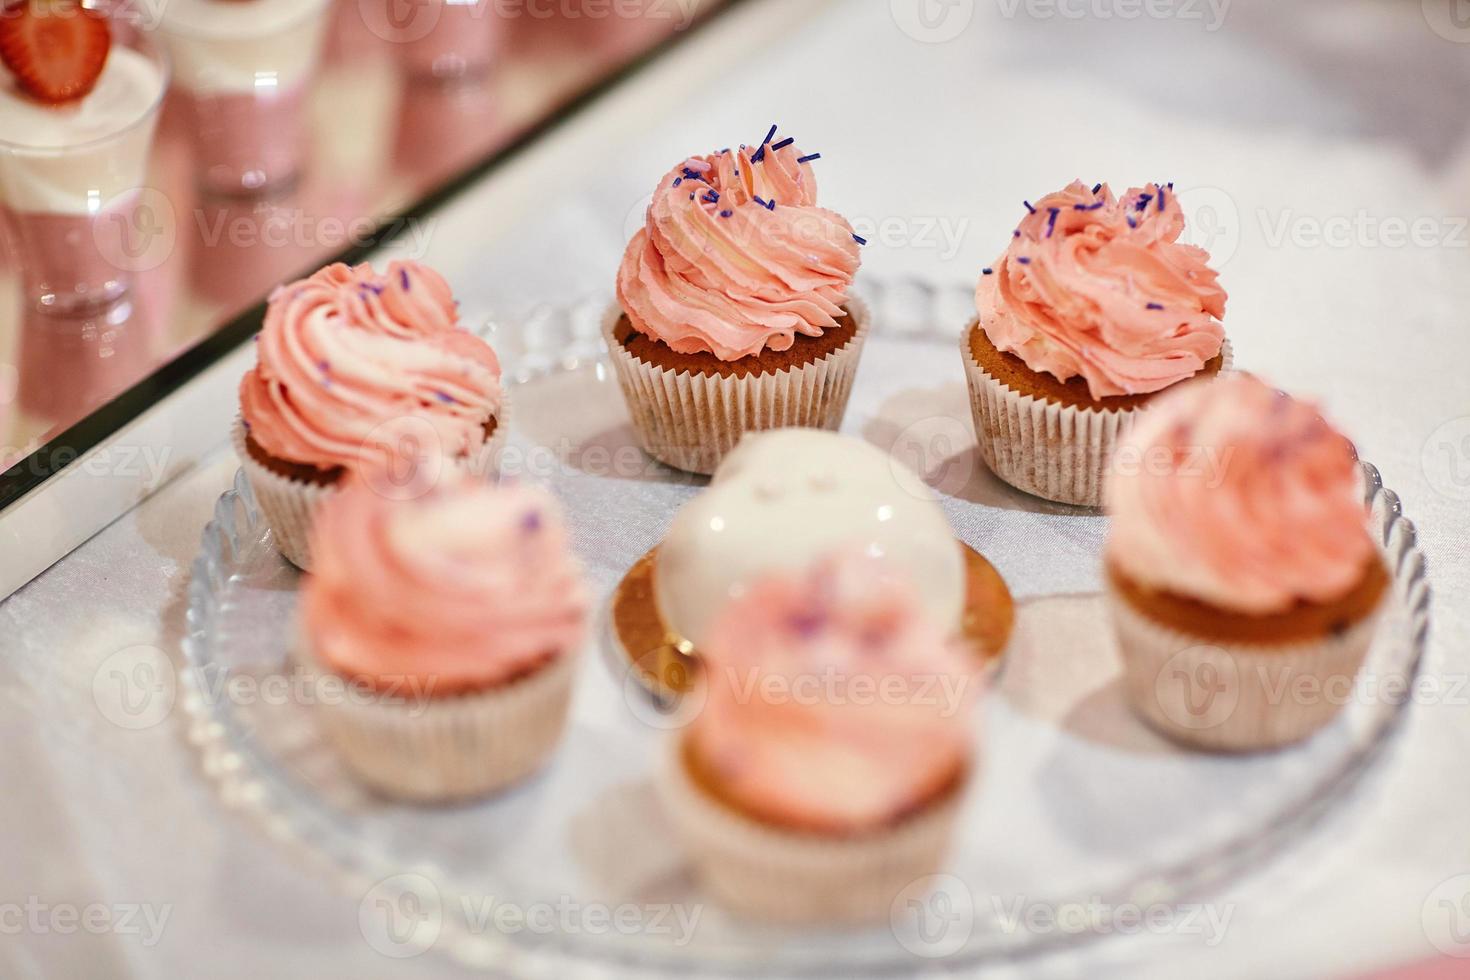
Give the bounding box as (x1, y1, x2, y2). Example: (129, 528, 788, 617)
(434, 390, 454, 403)
(1136, 193, 1153, 212)
(1046, 207, 1060, 237)
(796, 153, 821, 164)
(673, 176, 683, 186)
(1092, 182, 1102, 194)
(521, 511, 543, 534)
(761, 124, 777, 145)
(788, 610, 826, 639)
(1146, 302, 1164, 310)
(982, 267, 993, 275)
(852, 234, 867, 245)
(399, 268, 410, 290)
(1127, 215, 1137, 228)
(771, 137, 794, 151)
(1023, 200, 1036, 214)
(1157, 186, 1167, 212)
(720, 210, 733, 218)
(1017, 256, 1031, 264)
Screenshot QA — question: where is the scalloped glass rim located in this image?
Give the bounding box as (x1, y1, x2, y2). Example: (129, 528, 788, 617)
(182, 278, 1433, 976)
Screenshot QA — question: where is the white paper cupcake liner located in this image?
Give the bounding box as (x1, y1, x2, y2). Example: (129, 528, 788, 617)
(232, 417, 338, 571)
(295, 630, 582, 803)
(1107, 583, 1382, 753)
(961, 322, 1233, 508)
(657, 739, 965, 924)
(231, 404, 510, 572)
(603, 299, 871, 476)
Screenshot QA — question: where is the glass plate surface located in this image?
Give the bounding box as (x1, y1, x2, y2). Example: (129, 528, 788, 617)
(182, 278, 1433, 977)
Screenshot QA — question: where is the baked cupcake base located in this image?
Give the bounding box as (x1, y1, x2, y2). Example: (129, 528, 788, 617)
(602, 300, 871, 476)
(295, 629, 581, 803)
(1106, 559, 1389, 752)
(961, 321, 1230, 507)
(658, 738, 967, 924)
(233, 408, 509, 571)
(611, 542, 1015, 701)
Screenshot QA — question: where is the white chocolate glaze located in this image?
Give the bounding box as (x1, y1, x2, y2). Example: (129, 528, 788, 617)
(655, 429, 966, 650)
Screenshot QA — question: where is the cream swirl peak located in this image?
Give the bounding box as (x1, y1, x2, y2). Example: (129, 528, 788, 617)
(1106, 374, 1375, 615)
(617, 125, 863, 361)
(690, 551, 978, 834)
(239, 261, 503, 472)
(978, 180, 1227, 399)
(303, 473, 588, 694)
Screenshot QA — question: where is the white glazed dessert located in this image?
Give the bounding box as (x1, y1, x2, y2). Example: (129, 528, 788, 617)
(158, 0, 332, 95)
(655, 429, 967, 651)
(0, 46, 164, 213)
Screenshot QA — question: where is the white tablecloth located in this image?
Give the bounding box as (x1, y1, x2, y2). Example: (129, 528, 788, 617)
(4, 1, 1470, 976)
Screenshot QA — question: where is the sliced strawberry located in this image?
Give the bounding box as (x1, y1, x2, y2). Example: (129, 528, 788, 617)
(0, 1, 111, 105)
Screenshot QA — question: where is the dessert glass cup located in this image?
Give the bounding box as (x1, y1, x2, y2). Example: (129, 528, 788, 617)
(393, 0, 501, 80)
(0, 30, 168, 315)
(158, 0, 333, 197)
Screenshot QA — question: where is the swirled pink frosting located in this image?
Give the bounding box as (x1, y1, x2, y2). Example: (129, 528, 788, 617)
(239, 261, 503, 472)
(978, 180, 1227, 399)
(303, 472, 589, 694)
(616, 131, 862, 361)
(1106, 374, 1375, 615)
(690, 552, 979, 834)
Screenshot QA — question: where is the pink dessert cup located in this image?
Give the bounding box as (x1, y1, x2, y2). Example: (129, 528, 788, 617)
(183, 83, 312, 197)
(394, 0, 503, 80)
(0, 27, 168, 315)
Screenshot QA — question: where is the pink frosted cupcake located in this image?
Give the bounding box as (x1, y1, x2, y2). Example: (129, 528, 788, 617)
(1105, 374, 1388, 752)
(299, 471, 588, 801)
(659, 551, 981, 923)
(607, 126, 869, 475)
(235, 260, 506, 569)
(963, 180, 1231, 506)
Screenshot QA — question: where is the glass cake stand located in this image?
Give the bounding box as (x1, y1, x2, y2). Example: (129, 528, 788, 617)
(182, 279, 1432, 977)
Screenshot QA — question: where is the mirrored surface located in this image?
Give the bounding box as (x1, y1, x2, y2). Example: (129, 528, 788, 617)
(0, 0, 720, 480)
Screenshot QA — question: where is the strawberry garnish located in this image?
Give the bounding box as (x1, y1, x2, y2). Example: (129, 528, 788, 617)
(0, 1, 112, 105)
